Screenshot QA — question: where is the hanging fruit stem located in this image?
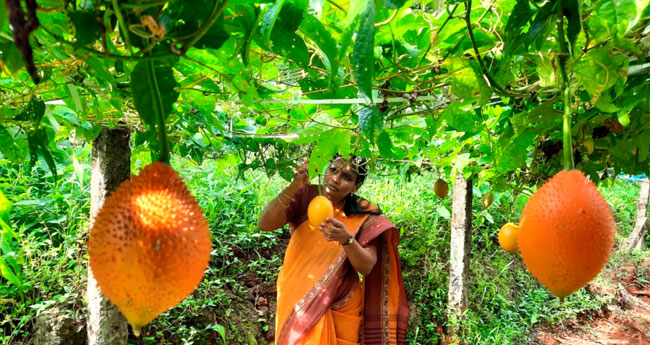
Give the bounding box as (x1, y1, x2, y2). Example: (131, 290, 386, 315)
(556, 0, 574, 170)
(147, 60, 170, 165)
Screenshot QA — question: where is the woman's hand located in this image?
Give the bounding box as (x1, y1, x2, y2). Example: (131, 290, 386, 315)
(291, 160, 310, 189)
(319, 217, 352, 244)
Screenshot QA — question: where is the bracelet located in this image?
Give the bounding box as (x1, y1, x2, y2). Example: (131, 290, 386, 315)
(276, 195, 289, 208)
(279, 190, 295, 202)
(340, 234, 354, 246)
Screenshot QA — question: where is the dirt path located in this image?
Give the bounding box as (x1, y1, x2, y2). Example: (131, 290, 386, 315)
(532, 260, 650, 345)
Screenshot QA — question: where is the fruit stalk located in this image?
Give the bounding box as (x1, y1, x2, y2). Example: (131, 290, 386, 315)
(555, 0, 574, 170)
(147, 60, 170, 165)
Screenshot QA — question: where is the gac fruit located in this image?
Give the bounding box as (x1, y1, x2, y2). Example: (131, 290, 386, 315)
(87, 162, 211, 336)
(518, 170, 614, 300)
(498, 222, 519, 254)
(307, 195, 333, 227)
(434, 179, 449, 198)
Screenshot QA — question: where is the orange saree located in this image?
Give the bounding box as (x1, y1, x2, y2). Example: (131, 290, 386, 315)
(275, 185, 409, 345)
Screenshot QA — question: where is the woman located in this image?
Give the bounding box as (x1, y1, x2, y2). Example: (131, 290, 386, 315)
(258, 155, 409, 345)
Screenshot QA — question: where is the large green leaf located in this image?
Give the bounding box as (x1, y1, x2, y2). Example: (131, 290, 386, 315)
(299, 13, 338, 89)
(573, 47, 629, 104)
(131, 61, 180, 128)
(27, 128, 58, 181)
(383, 0, 406, 9)
(0, 255, 22, 290)
(14, 96, 45, 127)
(352, 0, 375, 99)
(563, 0, 582, 55)
(258, 0, 286, 50)
(0, 0, 7, 30)
(269, 27, 309, 69)
(0, 127, 29, 163)
(0, 189, 10, 225)
(588, 0, 638, 43)
(358, 107, 384, 143)
(69, 11, 103, 47)
(308, 129, 351, 178)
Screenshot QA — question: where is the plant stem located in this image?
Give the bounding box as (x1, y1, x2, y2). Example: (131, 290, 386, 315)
(147, 60, 170, 164)
(556, 0, 574, 170)
(464, 0, 524, 99)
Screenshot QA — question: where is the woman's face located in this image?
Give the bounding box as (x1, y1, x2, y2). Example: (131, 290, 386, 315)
(323, 157, 361, 205)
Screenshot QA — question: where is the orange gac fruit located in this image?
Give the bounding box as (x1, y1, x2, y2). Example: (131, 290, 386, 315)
(307, 195, 333, 228)
(498, 223, 519, 254)
(518, 170, 614, 300)
(434, 179, 449, 198)
(87, 162, 211, 336)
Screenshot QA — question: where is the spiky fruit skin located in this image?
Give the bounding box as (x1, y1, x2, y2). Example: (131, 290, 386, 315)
(519, 170, 614, 299)
(498, 223, 519, 254)
(434, 179, 449, 198)
(87, 162, 211, 333)
(307, 195, 333, 227)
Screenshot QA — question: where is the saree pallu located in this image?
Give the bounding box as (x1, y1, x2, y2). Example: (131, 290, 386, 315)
(275, 186, 409, 345)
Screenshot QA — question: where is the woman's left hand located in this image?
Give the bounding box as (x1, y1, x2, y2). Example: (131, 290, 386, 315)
(319, 217, 351, 244)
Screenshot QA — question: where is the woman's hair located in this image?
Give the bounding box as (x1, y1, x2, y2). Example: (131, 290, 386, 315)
(330, 154, 382, 216)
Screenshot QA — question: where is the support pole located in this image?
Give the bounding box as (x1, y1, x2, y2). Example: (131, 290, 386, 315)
(87, 128, 131, 345)
(626, 179, 649, 251)
(447, 174, 473, 326)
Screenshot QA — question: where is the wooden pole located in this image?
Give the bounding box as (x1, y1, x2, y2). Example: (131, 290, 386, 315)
(447, 174, 473, 326)
(626, 179, 649, 251)
(87, 128, 130, 345)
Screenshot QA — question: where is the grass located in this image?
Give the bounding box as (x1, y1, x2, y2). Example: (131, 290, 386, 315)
(1, 150, 648, 344)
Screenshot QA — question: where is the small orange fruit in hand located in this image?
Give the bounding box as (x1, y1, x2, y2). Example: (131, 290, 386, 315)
(307, 195, 333, 227)
(87, 162, 211, 336)
(434, 179, 449, 198)
(498, 223, 519, 254)
(518, 170, 614, 300)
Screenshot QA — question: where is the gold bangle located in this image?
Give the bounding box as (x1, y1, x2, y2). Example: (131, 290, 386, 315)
(279, 190, 295, 202)
(276, 195, 289, 208)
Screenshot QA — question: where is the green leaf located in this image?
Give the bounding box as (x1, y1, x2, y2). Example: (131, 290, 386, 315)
(443, 103, 476, 133)
(69, 11, 102, 47)
(85, 57, 116, 87)
(352, 0, 375, 99)
(270, 27, 309, 69)
(131, 61, 179, 128)
(525, 1, 554, 49)
(617, 110, 630, 126)
(588, 0, 638, 43)
(0, 127, 29, 163)
(0, 43, 24, 74)
(27, 128, 58, 182)
(0, 0, 7, 30)
(358, 107, 384, 143)
(308, 129, 351, 178)
(15, 96, 45, 126)
(258, 0, 286, 51)
(0, 189, 10, 225)
(563, 0, 582, 55)
(573, 47, 629, 104)
(436, 205, 451, 219)
(383, 0, 406, 9)
(195, 16, 230, 50)
(377, 131, 396, 158)
(299, 13, 338, 89)
(0, 255, 23, 290)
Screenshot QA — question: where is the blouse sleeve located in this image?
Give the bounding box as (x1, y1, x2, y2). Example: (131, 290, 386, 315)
(284, 185, 306, 224)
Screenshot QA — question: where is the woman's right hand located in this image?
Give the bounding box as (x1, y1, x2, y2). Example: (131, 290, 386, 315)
(291, 160, 310, 188)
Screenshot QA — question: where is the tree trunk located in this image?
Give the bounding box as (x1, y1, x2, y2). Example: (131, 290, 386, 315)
(87, 128, 130, 345)
(626, 179, 649, 251)
(447, 174, 473, 325)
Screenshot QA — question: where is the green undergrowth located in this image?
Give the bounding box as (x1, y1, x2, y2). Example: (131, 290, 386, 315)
(1, 152, 647, 344)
